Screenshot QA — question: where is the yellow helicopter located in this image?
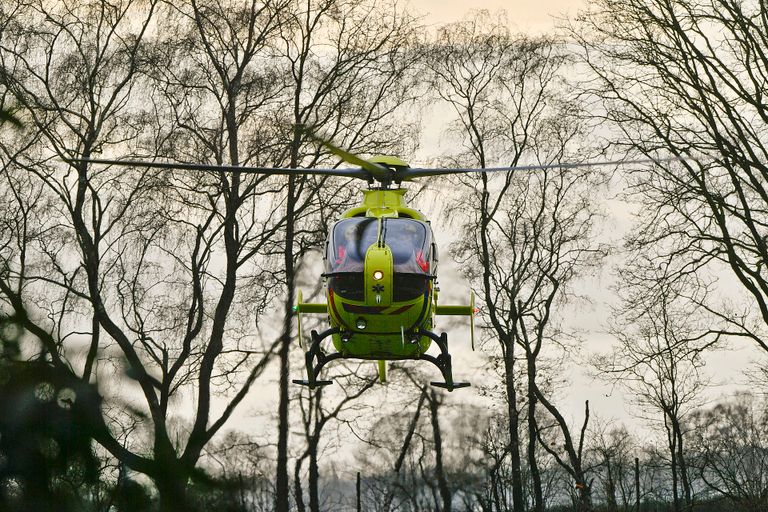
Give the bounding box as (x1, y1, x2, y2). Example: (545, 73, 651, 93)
(82, 138, 682, 391)
(292, 153, 476, 392)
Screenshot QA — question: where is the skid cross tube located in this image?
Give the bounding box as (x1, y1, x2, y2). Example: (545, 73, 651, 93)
(416, 329, 471, 392)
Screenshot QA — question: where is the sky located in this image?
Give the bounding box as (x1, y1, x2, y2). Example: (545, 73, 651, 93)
(408, 0, 586, 33)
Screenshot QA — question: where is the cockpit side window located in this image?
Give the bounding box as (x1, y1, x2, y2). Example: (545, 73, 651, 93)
(431, 242, 439, 274)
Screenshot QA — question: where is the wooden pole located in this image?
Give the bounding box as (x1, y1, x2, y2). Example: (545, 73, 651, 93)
(635, 457, 640, 512)
(357, 471, 362, 512)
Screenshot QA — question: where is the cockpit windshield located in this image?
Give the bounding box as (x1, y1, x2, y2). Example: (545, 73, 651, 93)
(326, 217, 434, 302)
(383, 219, 431, 274)
(327, 217, 378, 273)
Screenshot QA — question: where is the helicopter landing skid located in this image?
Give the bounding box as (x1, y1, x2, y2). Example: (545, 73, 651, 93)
(418, 329, 471, 392)
(292, 327, 470, 391)
(292, 327, 343, 389)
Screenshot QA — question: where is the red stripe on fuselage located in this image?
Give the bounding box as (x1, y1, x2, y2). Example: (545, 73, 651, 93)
(343, 303, 387, 314)
(340, 302, 415, 315)
(389, 304, 414, 315)
(329, 290, 352, 330)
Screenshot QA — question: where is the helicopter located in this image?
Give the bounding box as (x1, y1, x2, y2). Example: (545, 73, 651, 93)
(292, 153, 476, 392)
(80, 136, 685, 391)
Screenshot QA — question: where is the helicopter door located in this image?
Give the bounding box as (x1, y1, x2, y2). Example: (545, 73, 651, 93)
(383, 219, 432, 301)
(326, 218, 379, 300)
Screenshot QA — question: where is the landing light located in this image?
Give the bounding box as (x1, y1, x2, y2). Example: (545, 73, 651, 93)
(373, 270, 384, 281)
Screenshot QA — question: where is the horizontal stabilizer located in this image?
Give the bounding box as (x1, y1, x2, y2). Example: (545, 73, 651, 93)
(434, 305, 473, 315)
(295, 303, 327, 314)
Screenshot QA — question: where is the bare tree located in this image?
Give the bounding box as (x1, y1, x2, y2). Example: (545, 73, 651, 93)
(427, 11, 606, 511)
(472, 415, 513, 512)
(572, 0, 768, 355)
(293, 366, 375, 512)
(427, 12, 551, 510)
(356, 397, 434, 511)
(267, 1, 422, 507)
(688, 393, 768, 510)
(425, 388, 452, 512)
(0, 1, 305, 509)
(0, 0, 424, 509)
(352, 367, 483, 512)
(195, 430, 276, 512)
(587, 422, 638, 511)
(0, 1, 221, 508)
(568, 3, 768, 508)
(599, 269, 713, 511)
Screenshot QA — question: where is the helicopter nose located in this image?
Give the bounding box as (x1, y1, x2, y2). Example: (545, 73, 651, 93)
(364, 245, 393, 307)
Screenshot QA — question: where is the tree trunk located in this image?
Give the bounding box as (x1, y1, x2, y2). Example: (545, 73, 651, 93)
(276, 134, 299, 512)
(309, 436, 320, 512)
(605, 459, 618, 512)
(155, 469, 190, 512)
(674, 419, 692, 508)
(428, 390, 452, 512)
(536, 392, 593, 512)
(503, 349, 525, 512)
(294, 456, 306, 512)
(635, 457, 640, 512)
(490, 469, 502, 512)
(275, 329, 292, 512)
(667, 420, 680, 512)
(356, 472, 361, 512)
(154, 436, 190, 512)
(526, 355, 544, 512)
(576, 478, 592, 512)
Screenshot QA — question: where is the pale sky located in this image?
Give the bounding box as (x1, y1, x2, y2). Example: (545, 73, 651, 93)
(408, 0, 586, 32)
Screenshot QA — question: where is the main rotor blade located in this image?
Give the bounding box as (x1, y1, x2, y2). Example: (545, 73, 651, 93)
(299, 127, 390, 179)
(399, 156, 691, 179)
(73, 158, 371, 180)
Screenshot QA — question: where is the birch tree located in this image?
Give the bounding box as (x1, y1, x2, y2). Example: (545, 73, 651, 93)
(573, 0, 768, 354)
(428, 10, 606, 511)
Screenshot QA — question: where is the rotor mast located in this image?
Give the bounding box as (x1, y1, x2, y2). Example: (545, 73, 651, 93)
(366, 155, 410, 189)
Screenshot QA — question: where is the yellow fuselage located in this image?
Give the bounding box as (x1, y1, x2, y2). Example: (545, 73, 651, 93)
(325, 189, 435, 359)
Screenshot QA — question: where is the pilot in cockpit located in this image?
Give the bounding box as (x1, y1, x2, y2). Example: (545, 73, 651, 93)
(334, 222, 375, 273)
(390, 222, 429, 273)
